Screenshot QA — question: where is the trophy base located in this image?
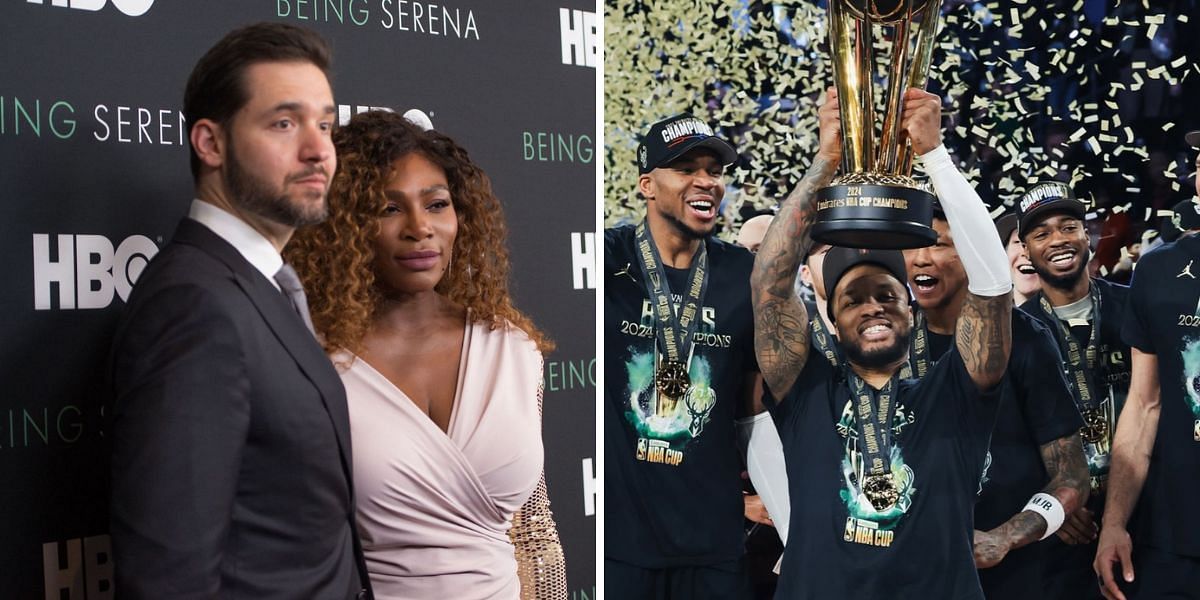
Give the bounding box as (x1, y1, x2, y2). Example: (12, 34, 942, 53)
(812, 173, 937, 249)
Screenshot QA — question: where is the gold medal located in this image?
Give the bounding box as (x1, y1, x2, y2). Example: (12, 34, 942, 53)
(655, 359, 690, 398)
(862, 473, 900, 512)
(1079, 408, 1108, 444)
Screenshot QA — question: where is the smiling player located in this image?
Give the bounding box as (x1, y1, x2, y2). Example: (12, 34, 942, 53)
(749, 88, 1013, 598)
(605, 113, 760, 599)
(1016, 181, 1133, 600)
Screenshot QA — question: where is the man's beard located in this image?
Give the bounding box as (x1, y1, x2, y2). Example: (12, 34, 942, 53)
(226, 143, 328, 228)
(842, 327, 912, 370)
(660, 205, 713, 240)
(1032, 250, 1088, 291)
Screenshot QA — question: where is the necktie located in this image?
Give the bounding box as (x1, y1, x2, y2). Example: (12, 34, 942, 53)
(274, 264, 316, 336)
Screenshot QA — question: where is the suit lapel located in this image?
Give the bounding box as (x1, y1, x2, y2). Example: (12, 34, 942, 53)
(172, 219, 355, 486)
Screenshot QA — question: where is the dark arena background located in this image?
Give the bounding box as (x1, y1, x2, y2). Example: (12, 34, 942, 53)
(0, 2, 597, 598)
(606, 0, 1200, 277)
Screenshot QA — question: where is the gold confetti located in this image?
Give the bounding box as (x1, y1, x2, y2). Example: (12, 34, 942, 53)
(604, 0, 1193, 231)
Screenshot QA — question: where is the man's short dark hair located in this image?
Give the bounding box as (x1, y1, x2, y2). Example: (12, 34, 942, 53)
(183, 22, 332, 180)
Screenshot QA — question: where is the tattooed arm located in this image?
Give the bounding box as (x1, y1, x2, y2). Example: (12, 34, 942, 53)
(956, 294, 1012, 389)
(751, 89, 840, 400)
(973, 433, 1089, 568)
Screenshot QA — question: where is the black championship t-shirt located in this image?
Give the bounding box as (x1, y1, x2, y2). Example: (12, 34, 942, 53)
(1020, 278, 1132, 502)
(1122, 234, 1200, 558)
(767, 349, 1000, 599)
(604, 224, 758, 567)
(921, 311, 1083, 597)
(1020, 279, 1131, 599)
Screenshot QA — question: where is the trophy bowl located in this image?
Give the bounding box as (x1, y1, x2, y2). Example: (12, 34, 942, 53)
(811, 172, 937, 249)
(816, 0, 942, 249)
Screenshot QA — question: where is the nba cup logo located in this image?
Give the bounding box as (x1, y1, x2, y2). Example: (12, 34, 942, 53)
(811, 0, 944, 249)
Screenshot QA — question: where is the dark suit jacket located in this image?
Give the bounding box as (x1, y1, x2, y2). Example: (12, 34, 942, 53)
(109, 218, 370, 599)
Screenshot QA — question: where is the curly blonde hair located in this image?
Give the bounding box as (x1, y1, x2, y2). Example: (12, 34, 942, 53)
(286, 110, 553, 354)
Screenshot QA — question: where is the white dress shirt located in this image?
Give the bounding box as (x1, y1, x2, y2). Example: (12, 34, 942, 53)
(188, 199, 283, 291)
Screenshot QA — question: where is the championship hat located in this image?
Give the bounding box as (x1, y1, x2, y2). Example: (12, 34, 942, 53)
(1016, 181, 1085, 239)
(637, 113, 738, 174)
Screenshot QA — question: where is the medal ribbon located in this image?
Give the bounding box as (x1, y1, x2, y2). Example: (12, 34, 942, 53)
(846, 369, 901, 482)
(907, 308, 932, 380)
(634, 219, 709, 384)
(1038, 283, 1104, 416)
(811, 314, 840, 367)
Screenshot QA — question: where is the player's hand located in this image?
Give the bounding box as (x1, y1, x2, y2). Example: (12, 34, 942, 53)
(743, 493, 774, 527)
(972, 528, 1010, 569)
(815, 87, 842, 165)
(900, 88, 943, 156)
(1056, 506, 1098, 545)
(1094, 524, 1134, 600)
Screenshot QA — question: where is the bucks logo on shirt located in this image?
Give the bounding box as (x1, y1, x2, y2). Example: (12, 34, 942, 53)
(621, 298, 728, 467)
(835, 400, 918, 547)
(624, 351, 717, 466)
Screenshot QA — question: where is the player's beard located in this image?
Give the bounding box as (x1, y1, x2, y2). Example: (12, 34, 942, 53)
(843, 327, 913, 371)
(1032, 249, 1089, 292)
(660, 205, 714, 240)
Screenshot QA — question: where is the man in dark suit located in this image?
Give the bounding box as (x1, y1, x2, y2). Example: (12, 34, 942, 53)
(109, 23, 369, 599)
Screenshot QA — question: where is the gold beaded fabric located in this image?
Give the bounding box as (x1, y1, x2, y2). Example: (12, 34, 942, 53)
(508, 374, 568, 599)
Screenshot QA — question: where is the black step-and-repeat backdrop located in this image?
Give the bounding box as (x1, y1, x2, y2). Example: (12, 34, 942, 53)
(0, 2, 597, 598)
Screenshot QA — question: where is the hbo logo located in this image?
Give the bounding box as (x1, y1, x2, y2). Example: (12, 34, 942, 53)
(33, 234, 158, 310)
(26, 0, 155, 17)
(44, 535, 113, 600)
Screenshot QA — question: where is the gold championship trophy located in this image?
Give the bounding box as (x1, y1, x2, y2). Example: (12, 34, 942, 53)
(811, 0, 943, 249)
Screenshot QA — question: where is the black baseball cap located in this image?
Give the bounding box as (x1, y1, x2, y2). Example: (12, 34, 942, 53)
(1185, 130, 1200, 148)
(822, 246, 909, 318)
(637, 113, 738, 174)
(995, 213, 1019, 244)
(1016, 181, 1085, 239)
(1173, 197, 1200, 232)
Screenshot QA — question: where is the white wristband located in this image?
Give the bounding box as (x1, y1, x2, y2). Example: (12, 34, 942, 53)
(1024, 492, 1066, 540)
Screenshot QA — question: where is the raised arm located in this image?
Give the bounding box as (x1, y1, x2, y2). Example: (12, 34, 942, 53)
(905, 88, 1012, 390)
(1095, 348, 1160, 600)
(751, 89, 840, 398)
(955, 293, 1012, 389)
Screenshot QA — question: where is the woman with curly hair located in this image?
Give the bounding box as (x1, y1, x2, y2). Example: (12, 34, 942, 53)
(286, 110, 566, 599)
